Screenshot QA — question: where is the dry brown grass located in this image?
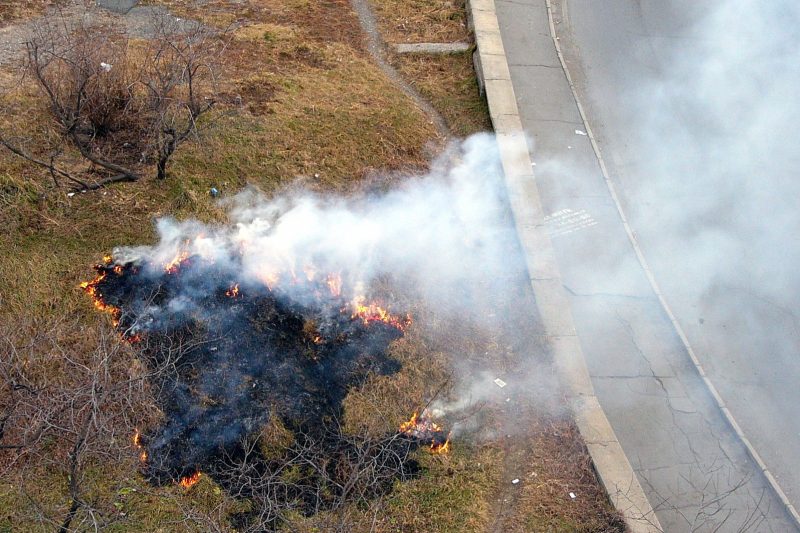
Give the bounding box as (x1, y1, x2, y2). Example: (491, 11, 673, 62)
(370, 0, 469, 44)
(0, 0, 53, 26)
(391, 51, 491, 137)
(515, 419, 627, 531)
(0, 0, 623, 530)
(0, 0, 438, 530)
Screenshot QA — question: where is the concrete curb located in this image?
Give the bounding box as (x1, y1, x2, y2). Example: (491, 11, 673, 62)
(392, 42, 471, 54)
(466, 0, 662, 531)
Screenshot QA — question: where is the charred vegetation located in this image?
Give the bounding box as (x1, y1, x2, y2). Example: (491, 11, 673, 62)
(82, 253, 446, 529)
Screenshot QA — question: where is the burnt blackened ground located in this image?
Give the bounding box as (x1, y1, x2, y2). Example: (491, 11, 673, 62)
(90, 257, 421, 522)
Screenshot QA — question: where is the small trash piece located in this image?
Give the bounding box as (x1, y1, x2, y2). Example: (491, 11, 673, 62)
(512, 478, 520, 484)
(100, 62, 112, 72)
(209, 187, 219, 197)
(575, 129, 587, 136)
(569, 492, 576, 499)
(67, 192, 75, 197)
(493, 378, 507, 388)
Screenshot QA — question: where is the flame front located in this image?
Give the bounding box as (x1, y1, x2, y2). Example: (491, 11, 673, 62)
(179, 471, 202, 489)
(164, 250, 190, 274)
(430, 438, 450, 454)
(326, 273, 342, 297)
(226, 283, 240, 298)
(400, 410, 451, 455)
(132, 429, 147, 462)
(80, 270, 121, 327)
(352, 297, 412, 331)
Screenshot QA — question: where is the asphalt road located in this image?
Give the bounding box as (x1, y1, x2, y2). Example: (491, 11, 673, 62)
(560, 0, 800, 518)
(494, 0, 800, 530)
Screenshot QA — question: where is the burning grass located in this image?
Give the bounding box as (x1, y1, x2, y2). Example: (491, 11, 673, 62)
(0, 1, 443, 527)
(0, 1, 624, 531)
(77, 249, 451, 527)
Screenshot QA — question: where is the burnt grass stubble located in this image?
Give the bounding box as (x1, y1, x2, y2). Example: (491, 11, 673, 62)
(90, 256, 445, 526)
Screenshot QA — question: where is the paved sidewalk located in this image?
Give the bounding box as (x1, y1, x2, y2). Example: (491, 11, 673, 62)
(491, 0, 798, 530)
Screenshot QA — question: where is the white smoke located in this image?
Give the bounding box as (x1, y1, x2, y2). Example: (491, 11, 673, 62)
(115, 134, 523, 312)
(624, 0, 800, 305)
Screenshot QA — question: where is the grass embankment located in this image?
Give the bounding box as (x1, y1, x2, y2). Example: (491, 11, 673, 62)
(0, 0, 622, 530)
(0, 0, 484, 531)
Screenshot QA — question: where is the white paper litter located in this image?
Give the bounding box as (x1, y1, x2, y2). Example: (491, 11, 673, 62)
(512, 479, 520, 484)
(493, 378, 507, 388)
(575, 129, 587, 136)
(67, 192, 75, 197)
(100, 62, 112, 72)
(569, 492, 576, 499)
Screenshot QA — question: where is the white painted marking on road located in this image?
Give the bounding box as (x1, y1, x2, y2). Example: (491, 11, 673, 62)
(544, 208, 598, 237)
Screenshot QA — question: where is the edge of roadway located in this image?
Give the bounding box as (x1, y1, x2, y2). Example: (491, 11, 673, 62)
(466, 1, 662, 531)
(542, 0, 800, 527)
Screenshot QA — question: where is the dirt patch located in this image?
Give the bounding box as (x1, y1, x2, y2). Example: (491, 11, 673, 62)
(230, 75, 278, 115)
(0, 0, 54, 27)
(159, 0, 367, 51)
(0, 2, 195, 66)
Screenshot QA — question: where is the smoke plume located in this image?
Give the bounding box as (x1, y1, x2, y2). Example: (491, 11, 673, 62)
(86, 134, 537, 489)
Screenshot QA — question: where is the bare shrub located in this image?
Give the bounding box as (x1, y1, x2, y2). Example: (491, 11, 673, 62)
(0, 317, 157, 531)
(0, 10, 225, 191)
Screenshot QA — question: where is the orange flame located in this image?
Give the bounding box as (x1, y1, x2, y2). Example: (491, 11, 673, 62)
(226, 283, 240, 298)
(326, 273, 342, 297)
(400, 410, 451, 455)
(80, 270, 121, 327)
(399, 411, 422, 434)
(132, 429, 147, 462)
(352, 297, 412, 331)
(81, 260, 149, 344)
(179, 471, 202, 489)
(430, 437, 451, 454)
(164, 250, 190, 274)
(260, 270, 280, 290)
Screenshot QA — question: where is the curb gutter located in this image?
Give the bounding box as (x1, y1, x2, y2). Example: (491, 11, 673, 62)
(466, 1, 662, 531)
